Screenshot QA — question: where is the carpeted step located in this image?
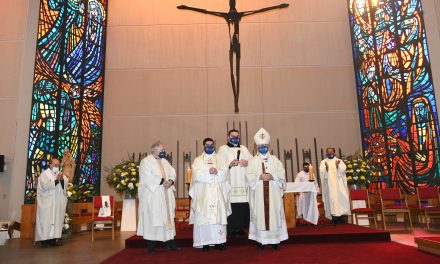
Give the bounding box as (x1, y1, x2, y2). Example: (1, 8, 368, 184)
(126, 224, 390, 249)
(415, 237, 440, 256)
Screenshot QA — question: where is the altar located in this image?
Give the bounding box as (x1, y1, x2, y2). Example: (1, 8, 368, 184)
(283, 181, 319, 228)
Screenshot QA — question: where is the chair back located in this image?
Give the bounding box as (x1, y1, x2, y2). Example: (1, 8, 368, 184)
(92, 196, 114, 217)
(380, 188, 401, 201)
(350, 189, 371, 209)
(351, 189, 369, 201)
(417, 187, 440, 207)
(418, 187, 439, 200)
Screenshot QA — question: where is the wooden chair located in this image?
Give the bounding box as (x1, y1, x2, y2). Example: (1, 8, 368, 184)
(379, 188, 413, 231)
(350, 189, 377, 229)
(416, 187, 440, 230)
(91, 196, 115, 242)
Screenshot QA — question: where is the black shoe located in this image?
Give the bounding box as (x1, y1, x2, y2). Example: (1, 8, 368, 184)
(338, 216, 346, 224)
(272, 244, 280, 250)
(147, 241, 156, 254)
(202, 245, 210, 252)
(215, 243, 225, 251)
(257, 243, 264, 251)
(38, 241, 52, 248)
(165, 240, 181, 251)
(331, 216, 338, 225)
(50, 239, 62, 247)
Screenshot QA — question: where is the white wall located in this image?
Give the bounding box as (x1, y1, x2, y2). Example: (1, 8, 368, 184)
(0, 0, 35, 221)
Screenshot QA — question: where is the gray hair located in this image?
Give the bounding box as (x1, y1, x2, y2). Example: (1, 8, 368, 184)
(150, 141, 163, 153)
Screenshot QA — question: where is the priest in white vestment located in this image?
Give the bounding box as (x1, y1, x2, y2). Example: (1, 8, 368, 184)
(295, 162, 320, 219)
(137, 141, 180, 253)
(217, 129, 253, 236)
(319, 147, 350, 224)
(246, 128, 288, 250)
(189, 138, 231, 252)
(35, 158, 68, 247)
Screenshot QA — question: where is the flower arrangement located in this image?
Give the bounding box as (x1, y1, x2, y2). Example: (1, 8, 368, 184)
(343, 152, 377, 186)
(106, 159, 140, 198)
(66, 183, 96, 203)
(62, 213, 72, 234)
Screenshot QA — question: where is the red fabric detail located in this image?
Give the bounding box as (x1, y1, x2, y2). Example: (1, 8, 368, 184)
(350, 189, 369, 201)
(383, 204, 408, 209)
(418, 187, 439, 200)
(380, 188, 401, 200)
(352, 208, 376, 213)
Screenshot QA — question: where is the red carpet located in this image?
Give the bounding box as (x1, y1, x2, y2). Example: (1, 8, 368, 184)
(103, 241, 440, 264)
(125, 224, 390, 248)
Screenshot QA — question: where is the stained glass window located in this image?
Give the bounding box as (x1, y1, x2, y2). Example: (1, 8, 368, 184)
(25, 0, 108, 203)
(348, 0, 440, 193)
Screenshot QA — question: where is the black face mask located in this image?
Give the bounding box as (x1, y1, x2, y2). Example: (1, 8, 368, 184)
(303, 168, 309, 173)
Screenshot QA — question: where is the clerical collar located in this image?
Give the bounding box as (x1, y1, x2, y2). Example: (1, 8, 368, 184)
(259, 153, 269, 160)
(227, 142, 239, 148)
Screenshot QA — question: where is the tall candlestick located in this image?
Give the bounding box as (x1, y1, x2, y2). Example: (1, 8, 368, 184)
(309, 165, 315, 182)
(186, 166, 192, 184)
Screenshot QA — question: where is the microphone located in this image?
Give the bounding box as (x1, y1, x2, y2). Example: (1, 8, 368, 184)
(237, 150, 241, 160)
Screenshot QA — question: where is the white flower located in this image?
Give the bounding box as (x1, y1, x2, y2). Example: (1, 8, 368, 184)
(121, 180, 126, 185)
(64, 224, 69, 229)
(67, 191, 72, 197)
(353, 176, 359, 180)
(128, 182, 134, 190)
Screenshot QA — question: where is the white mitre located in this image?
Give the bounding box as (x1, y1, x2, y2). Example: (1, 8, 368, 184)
(254, 127, 270, 145)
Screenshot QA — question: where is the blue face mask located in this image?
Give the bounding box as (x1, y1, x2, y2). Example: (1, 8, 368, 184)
(327, 154, 335, 159)
(258, 145, 269, 155)
(204, 145, 215, 155)
(159, 150, 166, 159)
(230, 136, 240, 145)
(304, 168, 309, 173)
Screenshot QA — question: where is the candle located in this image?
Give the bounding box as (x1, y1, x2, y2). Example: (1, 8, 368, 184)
(186, 166, 192, 184)
(309, 165, 315, 182)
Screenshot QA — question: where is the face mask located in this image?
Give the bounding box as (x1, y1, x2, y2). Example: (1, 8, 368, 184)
(159, 150, 166, 159)
(304, 168, 309, 173)
(327, 154, 335, 159)
(230, 136, 240, 145)
(258, 145, 269, 155)
(204, 145, 215, 155)
(52, 167, 60, 174)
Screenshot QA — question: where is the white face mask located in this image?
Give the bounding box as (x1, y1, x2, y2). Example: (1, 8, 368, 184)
(52, 167, 60, 174)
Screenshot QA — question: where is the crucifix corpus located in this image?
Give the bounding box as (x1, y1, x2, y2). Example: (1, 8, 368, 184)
(177, 0, 289, 114)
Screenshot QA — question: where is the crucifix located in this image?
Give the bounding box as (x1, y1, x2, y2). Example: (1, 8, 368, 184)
(177, 0, 289, 113)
